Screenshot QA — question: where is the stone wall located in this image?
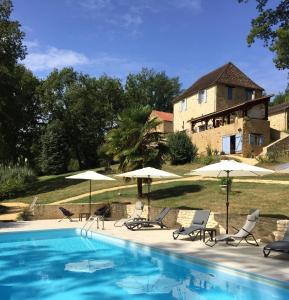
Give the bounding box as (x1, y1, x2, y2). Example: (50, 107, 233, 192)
(274, 220, 289, 240)
(269, 111, 288, 132)
(242, 118, 270, 157)
(261, 134, 289, 156)
(33, 203, 284, 242)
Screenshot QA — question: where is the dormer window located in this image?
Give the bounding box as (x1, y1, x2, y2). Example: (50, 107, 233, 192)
(198, 90, 207, 103)
(245, 89, 253, 101)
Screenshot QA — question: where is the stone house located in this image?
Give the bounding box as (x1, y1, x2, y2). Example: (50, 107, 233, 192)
(172, 62, 272, 157)
(268, 102, 289, 132)
(150, 110, 173, 135)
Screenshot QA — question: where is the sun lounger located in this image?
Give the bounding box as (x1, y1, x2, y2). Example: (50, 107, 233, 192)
(263, 224, 289, 257)
(125, 207, 170, 230)
(58, 207, 74, 222)
(114, 201, 144, 227)
(209, 209, 260, 247)
(172, 210, 210, 240)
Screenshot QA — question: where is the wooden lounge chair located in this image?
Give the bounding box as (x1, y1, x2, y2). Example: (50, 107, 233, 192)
(114, 201, 144, 227)
(58, 207, 74, 222)
(209, 209, 260, 247)
(172, 210, 210, 240)
(263, 224, 289, 257)
(125, 207, 170, 231)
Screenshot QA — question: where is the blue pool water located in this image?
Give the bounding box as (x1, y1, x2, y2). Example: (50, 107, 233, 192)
(0, 229, 289, 300)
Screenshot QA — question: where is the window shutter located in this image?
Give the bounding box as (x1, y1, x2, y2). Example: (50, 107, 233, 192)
(184, 98, 187, 110)
(248, 134, 254, 145)
(204, 90, 207, 103)
(259, 135, 264, 145)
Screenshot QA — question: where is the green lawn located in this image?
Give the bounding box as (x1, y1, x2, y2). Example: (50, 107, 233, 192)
(3, 161, 289, 208)
(72, 180, 289, 217)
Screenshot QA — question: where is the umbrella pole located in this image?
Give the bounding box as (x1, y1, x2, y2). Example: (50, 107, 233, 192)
(226, 171, 229, 234)
(147, 176, 151, 221)
(89, 180, 92, 216)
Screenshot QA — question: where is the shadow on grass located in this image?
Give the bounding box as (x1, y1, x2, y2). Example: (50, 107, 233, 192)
(12, 176, 82, 199)
(0, 205, 9, 215)
(148, 183, 203, 201)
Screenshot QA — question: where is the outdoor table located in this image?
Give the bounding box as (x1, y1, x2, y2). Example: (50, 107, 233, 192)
(201, 228, 217, 243)
(79, 212, 90, 221)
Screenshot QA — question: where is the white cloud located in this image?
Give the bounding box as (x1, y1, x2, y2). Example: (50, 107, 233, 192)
(24, 47, 89, 72)
(123, 14, 143, 27)
(171, 0, 202, 10)
(24, 40, 39, 50)
(78, 0, 111, 10)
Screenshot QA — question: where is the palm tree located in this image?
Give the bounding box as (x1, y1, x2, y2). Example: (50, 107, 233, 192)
(105, 105, 167, 197)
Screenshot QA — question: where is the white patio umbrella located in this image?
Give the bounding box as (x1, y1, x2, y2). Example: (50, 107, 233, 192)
(275, 162, 289, 173)
(66, 171, 115, 216)
(116, 167, 181, 220)
(188, 160, 274, 233)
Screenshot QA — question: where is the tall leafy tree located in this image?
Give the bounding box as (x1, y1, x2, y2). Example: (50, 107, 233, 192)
(40, 120, 69, 175)
(38, 68, 125, 169)
(239, 0, 289, 70)
(0, 0, 40, 164)
(125, 68, 180, 112)
(105, 105, 168, 197)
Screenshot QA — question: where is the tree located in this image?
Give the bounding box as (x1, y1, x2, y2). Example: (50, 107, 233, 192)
(38, 68, 126, 170)
(0, 0, 26, 67)
(40, 120, 69, 175)
(125, 68, 180, 112)
(105, 105, 168, 197)
(239, 0, 289, 70)
(167, 132, 198, 165)
(270, 84, 289, 105)
(0, 1, 40, 165)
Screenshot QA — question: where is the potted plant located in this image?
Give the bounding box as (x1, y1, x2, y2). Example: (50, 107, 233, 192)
(220, 177, 232, 192)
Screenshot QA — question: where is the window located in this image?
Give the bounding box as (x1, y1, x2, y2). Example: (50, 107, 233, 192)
(227, 86, 233, 100)
(249, 134, 264, 146)
(198, 90, 207, 103)
(245, 89, 253, 101)
(179, 99, 187, 112)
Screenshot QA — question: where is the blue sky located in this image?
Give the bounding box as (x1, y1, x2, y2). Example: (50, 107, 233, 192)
(13, 0, 288, 94)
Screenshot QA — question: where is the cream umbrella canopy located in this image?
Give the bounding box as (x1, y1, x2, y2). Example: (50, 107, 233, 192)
(275, 162, 289, 173)
(188, 160, 274, 233)
(116, 167, 181, 220)
(66, 171, 115, 216)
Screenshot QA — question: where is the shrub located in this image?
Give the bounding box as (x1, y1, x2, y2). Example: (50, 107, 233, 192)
(167, 132, 198, 165)
(0, 165, 36, 199)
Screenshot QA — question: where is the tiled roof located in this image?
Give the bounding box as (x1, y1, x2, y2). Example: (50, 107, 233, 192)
(173, 62, 264, 103)
(268, 102, 289, 115)
(152, 110, 173, 122)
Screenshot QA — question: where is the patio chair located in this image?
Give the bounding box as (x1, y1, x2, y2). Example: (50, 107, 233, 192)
(114, 200, 144, 227)
(58, 207, 74, 222)
(125, 207, 170, 231)
(209, 209, 260, 247)
(263, 224, 289, 257)
(172, 210, 211, 240)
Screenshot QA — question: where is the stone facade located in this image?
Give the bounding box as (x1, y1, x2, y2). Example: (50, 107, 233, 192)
(269, 111, 288, 132)
(33, 203, 283, 242)
(190, 116, 270, 157)
(150, 110, 173, 135)
(173, 84, 263, 133)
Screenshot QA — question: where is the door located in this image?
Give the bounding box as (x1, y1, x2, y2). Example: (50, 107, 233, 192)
(222, 136, 230, 154)
(235, 134, 242, 153)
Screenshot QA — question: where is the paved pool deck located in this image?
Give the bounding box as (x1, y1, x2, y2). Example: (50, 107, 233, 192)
(1, 219, 289, 284)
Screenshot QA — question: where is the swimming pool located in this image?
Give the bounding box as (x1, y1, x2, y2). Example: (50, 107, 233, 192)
(0, 229, 288, 300)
